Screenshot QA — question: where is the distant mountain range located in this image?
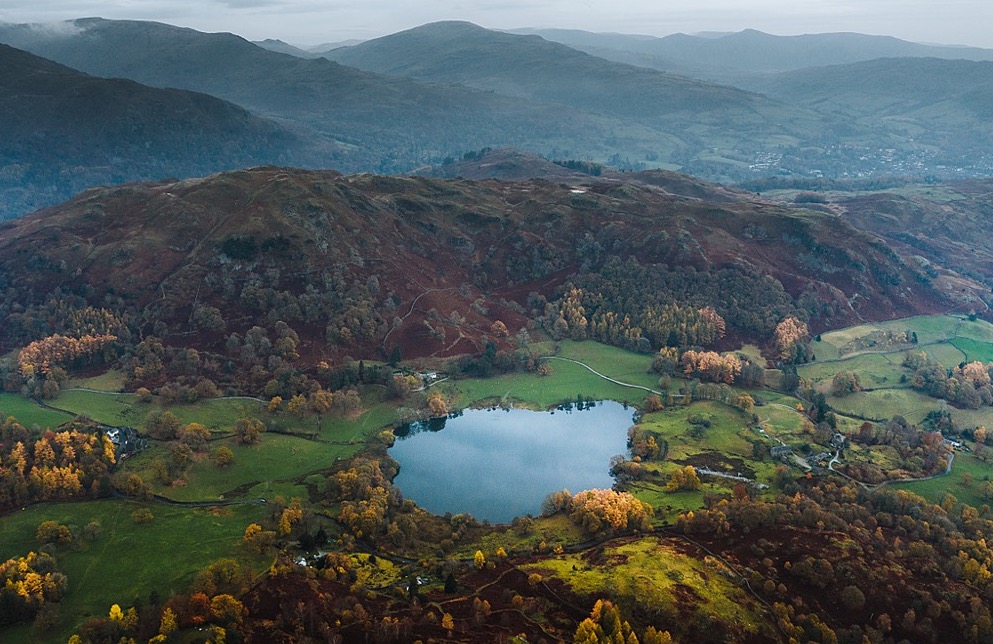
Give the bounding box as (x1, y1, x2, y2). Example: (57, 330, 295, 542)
(510, 27, 993, 81)
(1, 17, 993, 218)
(0, 43, 318, 219)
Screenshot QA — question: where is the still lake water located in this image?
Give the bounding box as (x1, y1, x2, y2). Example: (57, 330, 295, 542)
(389, 400, 634, 523)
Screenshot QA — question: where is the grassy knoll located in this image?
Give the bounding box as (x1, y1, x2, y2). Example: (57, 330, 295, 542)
(0, 392, 73, 429)
(462, 514, 587, 558)
(799, 352, 909, 389)
(828, 388, 940, 424)
(69, 370, 126, 391)
(125, 432, 359, 501)
(0, 498, 267, 642)
(50, 389, 141, 426)
(634, 401, 783, 493)
(815, 315, 968, 361)
(522, 536, 772, 640)
(891, 452, 993, 509)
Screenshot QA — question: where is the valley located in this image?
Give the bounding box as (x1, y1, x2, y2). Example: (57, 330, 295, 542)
(1, 12, 993, 643)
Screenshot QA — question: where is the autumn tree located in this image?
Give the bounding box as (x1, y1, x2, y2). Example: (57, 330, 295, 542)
(178, 422, 211, 451)
(235, 417, 266, 445)
(287, 394, 307, 416)
(211, 446, 235, 468)
(36, 521, 73, 545)
(243, 523, 276, 555)
(832, 370, 862, 396)
(680, 350, 741, 384)
(426, 392, 448, 418)
(210, 594, 246, 626)
(490, 320, 509, 337)
(774, 316, 810, 363)
(0, 551, 67, 626)
(568, 489, 653, 534)
(387, 374, 420, 399)
(278, 498, 305, 537)
(666, 465, 702, 492)
(309, 389, 334, 414)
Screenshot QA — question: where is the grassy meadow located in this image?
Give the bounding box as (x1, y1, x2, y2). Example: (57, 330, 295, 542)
(0, 499, 267, 643)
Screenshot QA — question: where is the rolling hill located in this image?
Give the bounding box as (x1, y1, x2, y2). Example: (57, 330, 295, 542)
(0, 165, 971, 367)
(0, 43, 319, 219)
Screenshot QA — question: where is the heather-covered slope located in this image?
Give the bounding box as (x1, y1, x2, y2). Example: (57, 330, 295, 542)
(0, 166, 964, 366)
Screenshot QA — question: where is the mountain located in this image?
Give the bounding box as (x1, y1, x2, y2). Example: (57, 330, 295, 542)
(511, 27, 993, 80)
(252, 38, 321, 58)
(0, 18, 652, 175)
(0, 166, 968, 367)
(324, 21, 826, 137)
(0, 43, 318, 219)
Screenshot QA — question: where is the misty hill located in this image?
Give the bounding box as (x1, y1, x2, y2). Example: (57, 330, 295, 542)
(744, 57, 993, 164)
(324, 21, 826, 137)
(0, 166, 964, 365)
(512, 28, 993, 81)
(0, 18, 653, 175)
(252, 38, 321, 58)
(0, 43, 316, 219)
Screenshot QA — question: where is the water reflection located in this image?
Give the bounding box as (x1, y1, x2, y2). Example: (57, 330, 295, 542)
(389, 400, 633, 523)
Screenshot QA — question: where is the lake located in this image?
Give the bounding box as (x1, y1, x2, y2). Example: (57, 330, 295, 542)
(389, 400, 634, 523)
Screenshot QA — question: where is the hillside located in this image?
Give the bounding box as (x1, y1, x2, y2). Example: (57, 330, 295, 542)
(742, 57, 993, 174)
(0, 43, 320, 219)
(0, 166, 969, 376)
(834, 180, 993, 295)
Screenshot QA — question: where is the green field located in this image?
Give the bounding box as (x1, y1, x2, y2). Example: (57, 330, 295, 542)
(126, 432, 358, 502)
(0, 499, 267, 642)
(891, 452, 993, 509)
(0, 393, 73, 429)
(951, 337, 993, 363)
(828, 388, 939, 424)
(452, 340, 658, 409)
(814, 315, 973, 361)
(799, 352, 908, 389)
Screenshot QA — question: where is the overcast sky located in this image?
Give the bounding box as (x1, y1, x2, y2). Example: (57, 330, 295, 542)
(0, 0, 991, 49)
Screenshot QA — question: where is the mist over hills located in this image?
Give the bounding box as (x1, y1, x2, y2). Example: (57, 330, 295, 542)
(0, 18, 652, 176)
(0, 42, 317, 219)
(1, 17, 993, 218)
(512, 27, 993, 81)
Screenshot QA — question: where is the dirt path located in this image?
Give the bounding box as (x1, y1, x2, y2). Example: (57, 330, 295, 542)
(544, 357, 662, 396)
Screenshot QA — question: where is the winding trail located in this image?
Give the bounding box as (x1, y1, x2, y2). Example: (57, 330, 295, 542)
(544, 356, 662, 396)
(827, 448, 956, 491)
